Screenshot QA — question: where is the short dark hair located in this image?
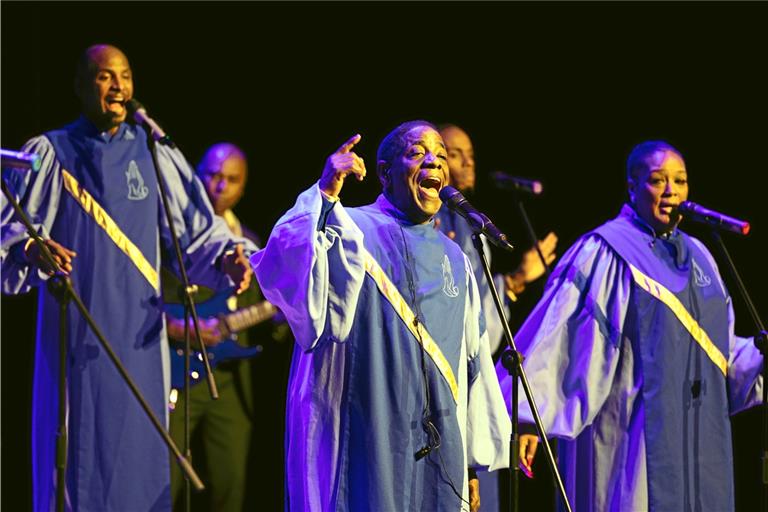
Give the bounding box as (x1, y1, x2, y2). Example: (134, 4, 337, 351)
(376, 120, 438, 171)
(626, 140, 683, 182)
(436, 122, 460, 133)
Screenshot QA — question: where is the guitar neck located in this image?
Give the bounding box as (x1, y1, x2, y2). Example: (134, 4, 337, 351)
(222, 301, 277, 334)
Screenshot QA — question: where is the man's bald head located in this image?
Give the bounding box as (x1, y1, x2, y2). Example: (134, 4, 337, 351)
(75, 45, 129, 84)
(197, 143, 249, 215)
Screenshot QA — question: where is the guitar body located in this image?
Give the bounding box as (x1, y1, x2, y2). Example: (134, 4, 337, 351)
(169, 340, 262, 390)
(164, 288, 233, 322)
(165, 288, 276, 390)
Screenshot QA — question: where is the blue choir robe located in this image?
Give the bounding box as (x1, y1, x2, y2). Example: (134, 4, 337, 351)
(251, 184, 510, 511)
(497, 204, 763, 511)
(1, 117, 256, 511)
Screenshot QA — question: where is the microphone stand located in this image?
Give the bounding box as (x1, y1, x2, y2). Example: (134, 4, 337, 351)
(511, 188, 550, 279)
(706, 229, 767, 510)
(140, 131, 219, 512)
(471, 233, 572, 512)
(509, 187, 555, 510)
(1, 177, 205, 512)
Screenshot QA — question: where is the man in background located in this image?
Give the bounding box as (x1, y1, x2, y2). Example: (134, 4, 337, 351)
(166, 142, 289, 511)
(436, 123, 558, 510)
(437, 123, 558, 354)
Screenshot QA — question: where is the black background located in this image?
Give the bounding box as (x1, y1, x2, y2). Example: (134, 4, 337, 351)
(2, 2, 766, 510)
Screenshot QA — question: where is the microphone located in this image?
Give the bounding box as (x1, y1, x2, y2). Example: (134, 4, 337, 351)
(492, 172, 543, 195)
(126, 99, 175, 147)
(1, 148, 42, 172)
(678, 201, 750, 236)
(414, 445, 432, 461)
(439, 185, 515, 253)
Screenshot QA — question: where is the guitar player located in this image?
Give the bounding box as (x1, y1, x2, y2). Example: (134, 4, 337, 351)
(163, 143, 290, 511)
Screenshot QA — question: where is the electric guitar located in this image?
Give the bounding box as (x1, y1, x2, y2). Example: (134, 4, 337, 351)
(165, 290, 278, 390)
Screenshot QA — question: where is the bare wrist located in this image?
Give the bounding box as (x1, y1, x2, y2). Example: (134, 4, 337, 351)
(166, 318, 185, 341)
(318, 184, 339, 202)
(509, 270, 526, 295)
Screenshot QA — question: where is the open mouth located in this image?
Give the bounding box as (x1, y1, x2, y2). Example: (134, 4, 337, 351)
(106, 98, 126, 115)
(418, 175, 442, 199)
(659, 204, 678, 214)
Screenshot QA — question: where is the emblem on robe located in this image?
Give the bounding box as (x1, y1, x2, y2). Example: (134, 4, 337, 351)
(442, 254, 460, 298)
(126, 160, 149, 200)
(692, 258, 712, 287)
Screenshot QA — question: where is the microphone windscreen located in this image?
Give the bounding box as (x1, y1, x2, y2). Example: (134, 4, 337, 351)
(438, 185, 462, 205)
(125, 98, 144, 114)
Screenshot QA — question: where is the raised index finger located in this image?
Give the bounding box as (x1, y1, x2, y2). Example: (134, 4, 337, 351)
(336, 133, 361, 154)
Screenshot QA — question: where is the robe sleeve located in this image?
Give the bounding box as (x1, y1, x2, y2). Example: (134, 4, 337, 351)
(689, 238, 764, 414)
(496, 234, 633, 440)
(250, 183, 367, 352)
(726, 308, 764, 414)
(464, 254, 512, 471)
(1, 135, 64, 294)
(154, 143, 257, 291)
